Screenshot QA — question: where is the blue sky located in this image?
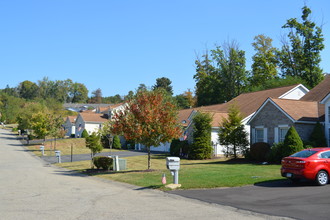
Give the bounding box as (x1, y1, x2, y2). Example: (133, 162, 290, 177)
(0, 0, 329, 97)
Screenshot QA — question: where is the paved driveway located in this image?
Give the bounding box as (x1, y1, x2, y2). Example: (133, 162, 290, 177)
(169, 177, 330, 220)
(0, 129, 288, 220)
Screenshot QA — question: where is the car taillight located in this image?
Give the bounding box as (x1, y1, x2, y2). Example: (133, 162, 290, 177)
(296, 160, 310, 167)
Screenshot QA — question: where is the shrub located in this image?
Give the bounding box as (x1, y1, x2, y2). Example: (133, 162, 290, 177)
(93, 156, 113, 170)
(112, 135, 122, 149)
(249, 142, 271, 162)
(267, 142, 284, 164)
(309, 122, 327, 147)
(81, 129, 89, 138)
(282, 126, 304, 157)
(189, 136, 213, 160)
(170, 139, 189, 158)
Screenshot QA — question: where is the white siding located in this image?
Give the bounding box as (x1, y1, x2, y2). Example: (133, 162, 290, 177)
(150, 142, 171, 152)
(280, 86, 308, 100)
(325, 101, 330, 147)
(75, 115, 85, 138)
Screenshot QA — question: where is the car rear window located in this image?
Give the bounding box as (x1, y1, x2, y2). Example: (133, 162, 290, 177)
(290, 150, 318, 158)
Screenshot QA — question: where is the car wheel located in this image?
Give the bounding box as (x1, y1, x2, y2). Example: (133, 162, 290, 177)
(316, 171, 328, 186)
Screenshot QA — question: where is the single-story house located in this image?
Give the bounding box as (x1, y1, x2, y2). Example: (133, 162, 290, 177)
(248, 74, 330, 147)
(75, 113, 108, 137)
(185, 84, 309, 156)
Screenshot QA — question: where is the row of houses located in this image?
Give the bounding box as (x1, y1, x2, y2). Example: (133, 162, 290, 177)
(63, 103, 125, 138)
(63, 75, 330, 155)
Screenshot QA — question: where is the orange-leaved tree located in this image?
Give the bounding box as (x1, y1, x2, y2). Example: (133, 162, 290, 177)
(110, 89, 182, 169)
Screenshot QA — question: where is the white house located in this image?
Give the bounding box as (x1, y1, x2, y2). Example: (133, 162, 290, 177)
(75, 113, 108, 137)
(64, 116, 76, 137)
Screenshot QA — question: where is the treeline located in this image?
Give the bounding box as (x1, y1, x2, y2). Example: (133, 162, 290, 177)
(194, 6, 325, 106)
(0, 6, 327, 123)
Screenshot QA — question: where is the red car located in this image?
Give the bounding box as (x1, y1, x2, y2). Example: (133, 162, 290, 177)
(281, 148, 330, 186)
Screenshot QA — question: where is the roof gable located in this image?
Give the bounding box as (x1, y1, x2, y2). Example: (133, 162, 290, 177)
(197, 84, 304, 118)
(248, 98, 324, 125)
(301, 74, 330, 102)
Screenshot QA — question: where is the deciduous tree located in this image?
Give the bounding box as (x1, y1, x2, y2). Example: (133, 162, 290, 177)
(110, 89, 182, 169)
(277, 6, 324, 88)
(250, 34, 278, 87)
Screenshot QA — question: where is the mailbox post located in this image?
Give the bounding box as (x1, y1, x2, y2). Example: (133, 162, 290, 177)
(40, 145, 45, 156)
(166, 157, 180, 184)
(55, 150, 61, 163)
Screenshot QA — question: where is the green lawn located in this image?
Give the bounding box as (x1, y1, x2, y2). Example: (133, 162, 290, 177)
(57, 154, 284, 190)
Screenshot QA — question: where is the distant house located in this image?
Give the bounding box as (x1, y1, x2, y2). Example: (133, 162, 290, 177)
(135, 108, 193, 152)
(64, 116, 77, 137)
(75, 113, 108, 137)
(185, 84, 309, 156)
(248, 74, 330, 147)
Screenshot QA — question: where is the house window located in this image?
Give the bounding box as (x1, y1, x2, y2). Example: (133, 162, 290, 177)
(328, 106, 330, 123)
(279, 127, 289, 142)
(255, 128, 264, 143)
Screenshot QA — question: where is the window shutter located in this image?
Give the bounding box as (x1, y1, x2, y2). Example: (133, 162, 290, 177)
(251, 128, 255, 144)
(263, 128, 268, 143)
(274, 127, 278, 144)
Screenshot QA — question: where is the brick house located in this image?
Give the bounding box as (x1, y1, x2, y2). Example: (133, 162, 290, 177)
(248, 75, 330, 147)
(184, 84, 309, 156)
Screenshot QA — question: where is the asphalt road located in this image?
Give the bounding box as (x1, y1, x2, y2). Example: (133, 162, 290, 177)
(169, 175, 330, 220)
(0, 129, 289, 220)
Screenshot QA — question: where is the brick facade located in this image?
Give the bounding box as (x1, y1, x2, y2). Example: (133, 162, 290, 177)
(249, 101, 315, 145)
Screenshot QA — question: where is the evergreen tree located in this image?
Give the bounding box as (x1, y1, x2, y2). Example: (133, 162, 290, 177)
(309, 122, 327, 147)
(81, 129, 89, 138)
(189, 112, 213, 159)
(218, 103, 249, 158)
(152, 77, 173, 95)
(281, 126, 304, 157)
(112, 135, 122, 149)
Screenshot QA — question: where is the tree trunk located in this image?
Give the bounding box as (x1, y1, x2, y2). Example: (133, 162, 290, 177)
(234, 144, 237, 159)
(147, 146, 151, 170)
